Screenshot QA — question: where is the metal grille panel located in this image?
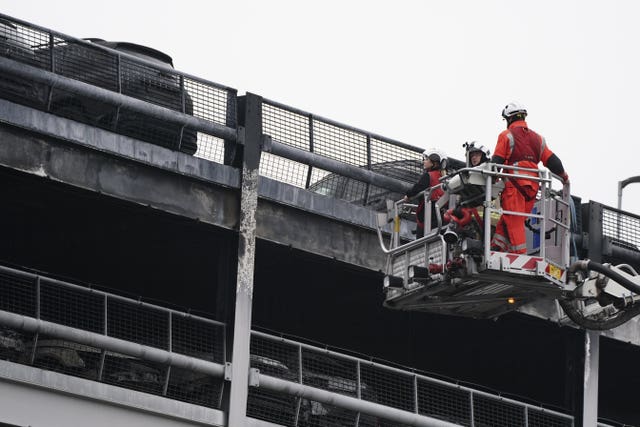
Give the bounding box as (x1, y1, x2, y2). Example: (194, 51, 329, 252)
(417, 378, 471, 425)
(166, 366, 224, 408)
(262, 99, 423, 210)
(301, 349, 358, 397)
(249, 331, 575, 427)
(172, 313, 224, 362)
(40, 278, 104, 333)
(107, 297, 169, 350)
(0, 20, 49, 69)
(409, 246, 427, 268)
(102, 350, 166, 395)
(0, 270, 36, 317)
(528, 408, 574, 427)
(53, 41, 118, 90)
(260, 152, 309, 188)
(263, 102, 310, 150)
(0, 15, 237, 162)
(247, 388, 297, 426)
(31, 336, 101, 380)
(0, 264, 226, 408)
(193, 132, 225, 163)
(360, 363, 415, 412)
(313, 120, 367, 166)
(473, 393, 526, 427)
(602, 207, 640, 252)
(391, 254, 407, 278)
(370, 138, 423, 181)
(250, 334, 300, 381)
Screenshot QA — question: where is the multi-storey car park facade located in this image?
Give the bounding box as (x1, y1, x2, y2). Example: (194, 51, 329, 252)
(1, 13, 640, 427)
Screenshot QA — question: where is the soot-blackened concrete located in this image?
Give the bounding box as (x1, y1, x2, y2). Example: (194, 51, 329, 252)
(1, 165, 638, 425)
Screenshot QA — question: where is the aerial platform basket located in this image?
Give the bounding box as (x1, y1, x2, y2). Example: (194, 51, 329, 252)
(377, 163, 640, 329)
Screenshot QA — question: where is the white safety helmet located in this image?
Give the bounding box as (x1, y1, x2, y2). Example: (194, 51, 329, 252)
(501, 102, 527, 119)
(465, 141, 490, 166)
(466, 141, 490, 158)
(422, 148, 448, 169)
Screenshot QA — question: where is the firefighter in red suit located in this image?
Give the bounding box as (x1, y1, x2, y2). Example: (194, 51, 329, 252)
(403, 149, 446, 238)
(490, 102, 569, 254)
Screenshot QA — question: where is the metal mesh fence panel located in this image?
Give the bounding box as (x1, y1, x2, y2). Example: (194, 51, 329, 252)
(171, 313, 225, 362)
(53, 41, 118, 90)
(102, 350, 166, 395)
(527, 407, 574, 427)
(250, 334, 300, 381)
(360, 363, 415, 412)
(339, 177, 369, 205)
(120, 57, 182, 109)
(261, 99, 424, 211)
(117, 106, 186, 150)
(263, 102, 310, 150)
(166, 366, 223, 408)
(312, 120, 367, 166)
(417, 378, 471, 426)
(248, 334, 300, 427)
(184, 78, 235, 127)
(0, 19, 50, 69)
(0, 327, 33, 364)
(602, 207, 640, 253)
(299, 399, 358, 427)
(0, 269, 36, 317)
(30, 336, 101, 381)
(473, 393, 526, 427)
(0, 265, 227, 408)
(0, 20, 50, 108)
(40, 278, 104, 333)
(106, 297, 169, 350)
(301, 349, 358, 397)
(249, 332, 576, 427)
(370, 138, 423, 181)
(247, 388, 298, 426)
(0, 266, 226, 365)
(308, 167, 336, 194)
(260, 152, 310, 188)
(0, 15, 237, 163)
(193, 132, 225, 163)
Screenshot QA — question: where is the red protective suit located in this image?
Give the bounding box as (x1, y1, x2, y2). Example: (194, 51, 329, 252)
(490, 120, 556, 254)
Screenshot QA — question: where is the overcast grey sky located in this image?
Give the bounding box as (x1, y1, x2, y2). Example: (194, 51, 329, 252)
(4, 0, 640, 214)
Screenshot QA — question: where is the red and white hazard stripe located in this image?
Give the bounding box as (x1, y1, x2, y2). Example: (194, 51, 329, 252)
(487, 251, 566, 284)
(503, 253, 542, 270)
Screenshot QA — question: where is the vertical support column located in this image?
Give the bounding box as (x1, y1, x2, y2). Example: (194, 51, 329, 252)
(228, 93, 262, 427)
(581, 201, 602, 426)
(583, 329, 600, 426)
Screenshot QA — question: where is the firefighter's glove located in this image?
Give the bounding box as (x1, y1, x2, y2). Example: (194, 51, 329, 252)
(559, 171, 569, 184)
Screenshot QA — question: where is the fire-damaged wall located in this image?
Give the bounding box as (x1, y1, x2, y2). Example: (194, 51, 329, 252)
(1, 164, 639, 425)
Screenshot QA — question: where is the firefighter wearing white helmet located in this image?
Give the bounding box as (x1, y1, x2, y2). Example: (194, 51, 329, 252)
(501, 102, 528, 123)
(403, 148, 448, 238)
(490, 102, 569, 254)
(464, 141, 490, 167)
